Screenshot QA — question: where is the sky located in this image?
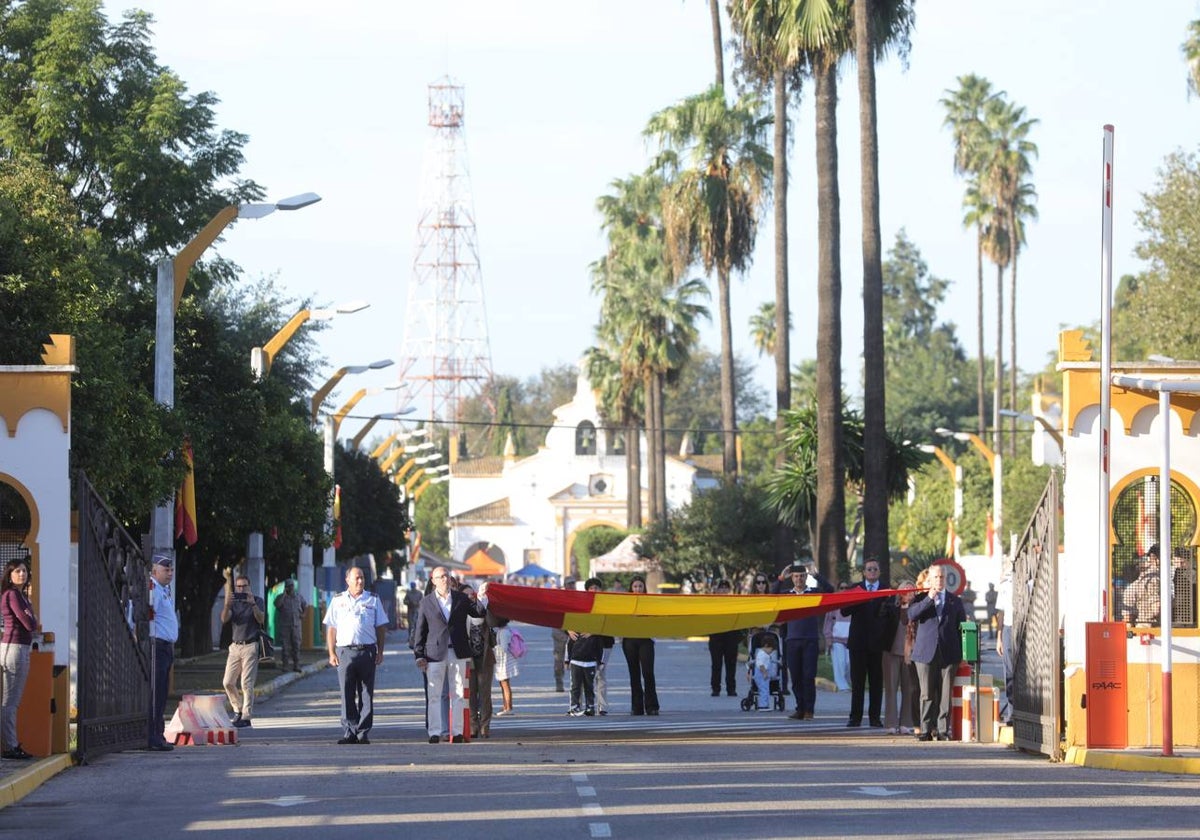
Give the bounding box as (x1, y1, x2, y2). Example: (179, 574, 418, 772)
(103, 0, 1200, 431)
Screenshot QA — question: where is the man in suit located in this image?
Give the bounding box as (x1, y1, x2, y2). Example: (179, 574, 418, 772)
(840, 556, 886, 728)
(412, 566, 488, 743)
(907, 564, 968, 741)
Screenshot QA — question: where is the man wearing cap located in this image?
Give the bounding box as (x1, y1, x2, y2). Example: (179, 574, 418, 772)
(221, 568, 265, 728)
(324, 566, 389, 744)
(1122, 544, 1161, 626)
(147, 554, 178, 751)
(274, 580, 306, 673)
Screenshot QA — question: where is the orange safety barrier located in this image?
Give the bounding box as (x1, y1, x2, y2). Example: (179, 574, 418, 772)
(165, 694, 238, 746)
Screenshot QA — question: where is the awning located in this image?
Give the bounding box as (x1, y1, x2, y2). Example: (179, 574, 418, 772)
(590, 534, 648, 573)
(465, 547, 506, 577)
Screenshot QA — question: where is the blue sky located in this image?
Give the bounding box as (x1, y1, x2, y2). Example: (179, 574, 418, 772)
(105, 0, 1200, 427)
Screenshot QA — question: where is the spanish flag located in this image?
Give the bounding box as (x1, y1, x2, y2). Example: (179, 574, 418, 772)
(333, 484, 343, 550)
(175, 438, 198, 546)
(945, 517, 956, 559)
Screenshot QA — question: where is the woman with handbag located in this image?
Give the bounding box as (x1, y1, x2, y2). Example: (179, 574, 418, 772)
(2, 559, 37, 760)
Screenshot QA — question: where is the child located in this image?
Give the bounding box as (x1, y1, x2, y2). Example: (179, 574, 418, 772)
(566, 631, 605, 717)
(753, 636, 779, 710)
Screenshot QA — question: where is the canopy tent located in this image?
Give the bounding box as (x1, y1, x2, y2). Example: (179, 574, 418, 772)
(464, 545, 506, 577)
(485, 582, 899, 638)
(509, 562, 558, 580)
(589, 534, 648, 574)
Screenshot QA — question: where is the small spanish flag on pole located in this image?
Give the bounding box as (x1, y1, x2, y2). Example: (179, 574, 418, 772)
(945, 517, 956, 559)
(333, 484, 343, 550)
(175, 438, 198, 546)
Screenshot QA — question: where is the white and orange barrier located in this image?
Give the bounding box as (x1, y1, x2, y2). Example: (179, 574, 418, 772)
(165, 694, 238, 746)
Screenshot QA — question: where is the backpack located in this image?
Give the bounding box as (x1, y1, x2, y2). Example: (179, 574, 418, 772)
(506, 627, 527, 659)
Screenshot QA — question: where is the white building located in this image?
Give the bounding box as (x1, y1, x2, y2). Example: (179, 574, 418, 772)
(448, 364, 719, 578)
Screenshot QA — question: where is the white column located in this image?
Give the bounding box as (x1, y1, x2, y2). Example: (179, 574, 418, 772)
(247, 532, 265, 598)
(322, 414, 336, 567)
(298, 540, 314, 599)
(151, 259, 176, 560)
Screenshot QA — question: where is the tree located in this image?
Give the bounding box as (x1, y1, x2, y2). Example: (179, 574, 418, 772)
(1119, 149, 1200, 359)
(942, 74, 996, 437)
(645, 85, 773, 480)
(333, 445, 410, 561)
(880, 231, 976, 435)
(663, 348, 769, 459)
(412, 479, 449, 558)
(1184, 19, 1200, 99)
(749, 300, 779, 357)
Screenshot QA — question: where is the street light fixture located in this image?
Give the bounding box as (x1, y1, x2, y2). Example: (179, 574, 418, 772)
(251, 300, 370, 379)
(936, 426, 1003, 562)
(368, 427, 427, 460)
(918, 444, 964, 523)
(352, 414, 419, 453)
(999, 408, 1065, 449)
(379, 440, 434, 473)
(332, 385, 409, 438)
(310, 359, 394, 424)
(151, 191, 321, 561)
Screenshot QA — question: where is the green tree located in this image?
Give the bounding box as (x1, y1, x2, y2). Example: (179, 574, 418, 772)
(1119, 149, 1200, 359)
(662, 348, 768, 459)
(1184, 19, 1200, 99)
(880, 231, 975, 434)
(412, 480, 449, 558)
(645, 84, 773, 481)
(333, 445, 410, 561)
(571, 525, 627, 580)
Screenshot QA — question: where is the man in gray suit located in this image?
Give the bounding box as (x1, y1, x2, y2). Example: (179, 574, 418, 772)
(907, 565, 967, 741)
(412, 566, 489, 743)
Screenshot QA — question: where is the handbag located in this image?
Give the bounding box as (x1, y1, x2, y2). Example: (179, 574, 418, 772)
(258, 631, 275, 665)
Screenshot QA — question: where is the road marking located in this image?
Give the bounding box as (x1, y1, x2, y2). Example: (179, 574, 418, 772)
(582, 804, 604, 816)
(268, 796, 311, 807)
(571, 772, 589, 782)
(589, 823, 612, 838)
(851, 786, 910, 797)
(576, 786, 596, 797)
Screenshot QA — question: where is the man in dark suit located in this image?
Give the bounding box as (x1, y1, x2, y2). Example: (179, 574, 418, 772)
(908, 564, 968, 741)
(413, 566, 488, 743)
(840, 556, 886, 728)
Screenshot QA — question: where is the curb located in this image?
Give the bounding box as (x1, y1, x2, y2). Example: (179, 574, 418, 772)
(252, 659, 329, 702)
(1065, 746, 1200, 775)
(0, 754, 73, 811)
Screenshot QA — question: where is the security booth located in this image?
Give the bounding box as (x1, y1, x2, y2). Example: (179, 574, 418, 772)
(1057, 330, 1200, 750)
(0, 336, 78, 757)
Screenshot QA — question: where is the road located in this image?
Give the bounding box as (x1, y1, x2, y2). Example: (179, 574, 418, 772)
(2, 624, 1198, 839)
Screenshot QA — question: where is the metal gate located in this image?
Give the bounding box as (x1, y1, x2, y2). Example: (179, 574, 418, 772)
(76, 473, 151, 764)
(1010, 471, 1061, 760)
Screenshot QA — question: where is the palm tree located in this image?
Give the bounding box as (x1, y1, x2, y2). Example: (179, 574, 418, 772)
(855, 0, 914, 582)
(976, 96, 1038, 456)
(592, 174, 710, 523)
(1184, 19, 1200, 99)
(941, 74, 996, 437)
(749, 300, 778, 357)
(708, 0, 725, 88)
(645, 85, 772, 481)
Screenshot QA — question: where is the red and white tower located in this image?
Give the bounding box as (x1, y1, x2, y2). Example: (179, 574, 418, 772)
(397, 77, 494, 424)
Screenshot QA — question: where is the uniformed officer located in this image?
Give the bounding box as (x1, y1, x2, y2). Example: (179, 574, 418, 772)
(323, 567, 389, 744)
(148, 553, 178, 751)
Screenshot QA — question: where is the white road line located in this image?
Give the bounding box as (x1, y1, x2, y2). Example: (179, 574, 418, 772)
(589, 823, 612, 838)
(576, 786, 596, 797)
(571, 772, 589, 782)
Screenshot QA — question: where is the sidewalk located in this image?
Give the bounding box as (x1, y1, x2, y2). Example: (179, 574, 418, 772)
(0, 646, 332, 810)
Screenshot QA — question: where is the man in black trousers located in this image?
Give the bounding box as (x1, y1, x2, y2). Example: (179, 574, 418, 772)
(840, 556, 886, 728)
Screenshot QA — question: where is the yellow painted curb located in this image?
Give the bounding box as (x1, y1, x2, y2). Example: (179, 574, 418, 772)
(0, 754, 73, 810)
(1065, 746, 1200, 775)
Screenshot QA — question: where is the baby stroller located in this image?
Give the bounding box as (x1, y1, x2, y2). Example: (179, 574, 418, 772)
(740, 627, 786, 711)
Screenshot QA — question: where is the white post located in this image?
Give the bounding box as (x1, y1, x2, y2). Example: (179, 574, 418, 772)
(247, 532, 265, 600)
(298, 540, 314, 600)
(1159, 390, 1174, 756)
(151, 259, 176, 560)
(1099, 125, 1115, 620)
(322, 414, 336, 568)
(993, 453, 1003, 563)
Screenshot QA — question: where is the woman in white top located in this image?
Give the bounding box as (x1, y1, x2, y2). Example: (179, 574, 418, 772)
(493, 616, 519, 715)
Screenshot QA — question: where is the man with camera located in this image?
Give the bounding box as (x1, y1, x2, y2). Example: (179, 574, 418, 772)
(221, 568, 265, 728)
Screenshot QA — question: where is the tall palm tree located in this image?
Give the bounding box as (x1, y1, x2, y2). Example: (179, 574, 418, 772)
(854, 0, 914, 581)
(941, 74, 996, 437)
(584, 344, 642, 527)
(645, 85, 772, 481)
(977, 96, 1037, 456)
(749, 300, 778, 357)
(709, 0, 725, 88)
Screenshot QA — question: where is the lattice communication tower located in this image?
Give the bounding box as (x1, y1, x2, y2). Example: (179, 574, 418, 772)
(396, 77, 494, 425)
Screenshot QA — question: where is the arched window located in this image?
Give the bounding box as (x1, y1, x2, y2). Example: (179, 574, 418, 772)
(575, 421, 597, 455)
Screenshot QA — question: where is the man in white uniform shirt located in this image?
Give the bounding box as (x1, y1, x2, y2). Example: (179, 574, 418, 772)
(147, 553, 179, 751)
(324, 567, 389, 744)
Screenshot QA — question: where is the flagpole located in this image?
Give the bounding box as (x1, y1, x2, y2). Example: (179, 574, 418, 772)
(1099, 125, 1115, 621)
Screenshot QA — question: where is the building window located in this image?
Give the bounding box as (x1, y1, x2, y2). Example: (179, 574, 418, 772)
(576, 421, 597, 455)
(1110, 474, 1197, 629)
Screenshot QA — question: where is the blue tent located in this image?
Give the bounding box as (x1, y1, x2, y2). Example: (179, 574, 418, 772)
(512, 563, 558, 579)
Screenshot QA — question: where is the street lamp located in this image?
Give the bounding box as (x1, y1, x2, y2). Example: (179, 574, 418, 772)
(353, 415, 421, 453)
(999, 407, 1064, 469)
(936, 426, 1003, 562)
(332, 385, 410, 439)
(380, 440, 434, 473)
(251, 300, 369, 379)
(310, 359, 394, 424)
(152, 192, 322, 561)
(368, 427, 427, 460)
(918, 444, 964, 523)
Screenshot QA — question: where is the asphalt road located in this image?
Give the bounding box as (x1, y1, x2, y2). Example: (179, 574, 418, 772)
(2, 624, 1198, 839)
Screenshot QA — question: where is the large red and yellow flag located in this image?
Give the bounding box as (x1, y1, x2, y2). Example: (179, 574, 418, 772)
(174, 438, 198, 546)
(484, 582, 899, 638)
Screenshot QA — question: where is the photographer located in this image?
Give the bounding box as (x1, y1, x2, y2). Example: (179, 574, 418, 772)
(221, 569, 265, 728)
(783, 562, 833, 720)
